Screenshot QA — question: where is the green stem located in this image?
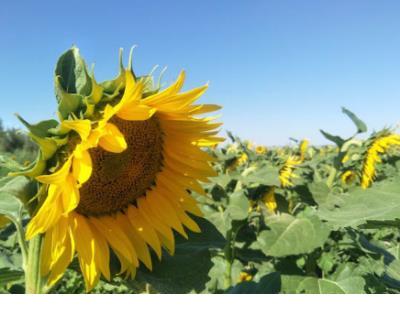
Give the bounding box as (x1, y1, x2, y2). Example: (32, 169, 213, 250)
(25, 234, 43, 294)
(11, 219, 28, 271)
(223, 223, 243, 289)
(326, 166, 337, 188)
(223, 230, 233, 288)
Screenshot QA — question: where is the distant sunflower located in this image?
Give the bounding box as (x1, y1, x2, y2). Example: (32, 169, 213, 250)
(262, 187, 277, 213)
(279, 156, 302, 188)
(22, 48, 222, 291)
(255, 145, 267, 155)
(361, 134, 400, 189)
(341, 170, 357, 185)
(299, 139, 309, 161)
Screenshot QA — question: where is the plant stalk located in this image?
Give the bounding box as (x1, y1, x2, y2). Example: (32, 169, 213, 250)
(25, 234, 43, 294)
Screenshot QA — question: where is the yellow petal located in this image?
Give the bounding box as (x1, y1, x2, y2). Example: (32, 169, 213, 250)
(117, 104, 156, 121)
(61, 119, 91, 140)
(72, 149, 92, 184)
(36, 158, 72, 185)
(26, 185, 62, 239)
(62, 174, 80, 213)
(98, 123, 127, 153)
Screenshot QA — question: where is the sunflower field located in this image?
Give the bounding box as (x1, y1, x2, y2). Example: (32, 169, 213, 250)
(1, 48, 400, 294)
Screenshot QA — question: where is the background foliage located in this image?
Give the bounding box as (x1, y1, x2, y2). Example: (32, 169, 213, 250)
(1, 110, 400, 294)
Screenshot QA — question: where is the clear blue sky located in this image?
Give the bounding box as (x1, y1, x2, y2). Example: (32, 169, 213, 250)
(1, 0, 400, 145)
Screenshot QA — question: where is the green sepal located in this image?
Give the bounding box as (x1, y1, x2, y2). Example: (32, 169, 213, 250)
(29, 134, 58, 160)
(55, 46, 92, 96)
(54, 76, 83, 119)
(15, 115, 58, 138)
(100, 48, 126, 95)
(8, 152, 46, 178)
(83, 71, 104, 117)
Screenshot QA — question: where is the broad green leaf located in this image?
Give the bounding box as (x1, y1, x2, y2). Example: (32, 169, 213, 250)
(55, 47, 92, 96)
(205, 256, 243, 293)
(240, 165, 281, 186)
(342, 107, 367, 134)
(0, 176, 36, 205)
(296, 276, 366, 294)
(0, 191, 22, 222)
(135, 217, 225, 294)
(318, 179, 400, 228)
(225, 190, 249, 221)
(226, 272, 281, 294)
(308, 181, 330, 206)
(255, 213, 330, 257)
(281, 275, 307, 294)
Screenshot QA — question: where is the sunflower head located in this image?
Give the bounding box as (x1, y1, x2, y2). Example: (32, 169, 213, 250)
(361, 132, 400, 189)
(341, 170, 357, 185)
(255, 145, 267, 155)
(18, 47, 222, 291)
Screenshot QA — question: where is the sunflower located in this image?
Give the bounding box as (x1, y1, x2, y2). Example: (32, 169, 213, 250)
(262, 187, 277, 213)
(299, 139, 309, 161)
(341, 170, 357, 185)
(255, 145, 267, 155)
(20, 47, 222, 291)
(361, 133, 400, 189)
(279, 156, 302, 188)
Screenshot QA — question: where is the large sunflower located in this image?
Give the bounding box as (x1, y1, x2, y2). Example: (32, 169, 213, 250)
(20, 47, 222, 291)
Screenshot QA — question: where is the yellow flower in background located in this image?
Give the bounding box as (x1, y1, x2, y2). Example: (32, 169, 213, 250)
(262, 187, 277, 213)
(24, 55, 222, 291)
(299, 139, 309, 161)
(279, 156, 302, 188)
(341, 154, 350, 164)
(239, 272, 253, 282)
(227, 153, 248, 171)
(255, 145, 267, 155)
(341, 170, 357, 185)
(361, 134, 400, 189)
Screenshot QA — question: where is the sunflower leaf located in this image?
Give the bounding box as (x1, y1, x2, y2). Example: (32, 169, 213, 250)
(342, 107, 367, 134)
(317, 178, 400, 228)
(254, 213, 330, 257)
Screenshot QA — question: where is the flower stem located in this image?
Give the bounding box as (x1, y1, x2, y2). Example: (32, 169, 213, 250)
(11, 219, 28, 271)
(25, 234, 43, 294)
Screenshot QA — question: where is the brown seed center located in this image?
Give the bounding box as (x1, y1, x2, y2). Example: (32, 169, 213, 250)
(76, 115, 163, 217)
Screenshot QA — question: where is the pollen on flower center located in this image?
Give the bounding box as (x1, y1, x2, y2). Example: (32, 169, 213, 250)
(76, 115, 164, 217)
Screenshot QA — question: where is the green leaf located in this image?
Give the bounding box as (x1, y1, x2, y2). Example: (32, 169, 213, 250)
(384, 259, 400, 289)
(0, 268, 24, 287)
(0, 176, 36, 205)
(308, 181, 330, 206)
(226, 272, 281, 294)
(320, 129, 345, 147)
(318, 179, 400, 228)
(240, 165, 281, 186)
(225, 190, 249, 221)
(342, 107, 367, 134)
(15, 115, 59, 138)
(135, 217, 225, 294)
(205, 256, 243, 292)
(255, 213, 330, 257)
(0, 191, 22, 222)
(55, 47, 92, 96)
(296, 276, 366, 294)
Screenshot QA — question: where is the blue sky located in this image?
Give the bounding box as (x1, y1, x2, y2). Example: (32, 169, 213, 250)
(1, 0, 400, 145)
